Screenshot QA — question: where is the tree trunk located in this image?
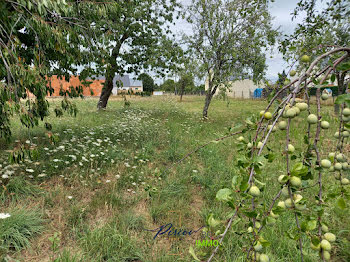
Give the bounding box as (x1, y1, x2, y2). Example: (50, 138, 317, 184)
(334, 72, 346, 115)
(180, 82, 185, 102)
(97, 68, 114, 109)
(203, 86, 218, 119)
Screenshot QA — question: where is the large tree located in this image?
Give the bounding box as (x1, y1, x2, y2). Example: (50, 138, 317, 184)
(71, 0, 182, 109)
(184, 0, 277, 119)
(0, 0, 86, 140)
(138, 73, 155, 94)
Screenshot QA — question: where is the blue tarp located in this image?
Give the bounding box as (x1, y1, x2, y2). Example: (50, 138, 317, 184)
(253, 88, 263, 98)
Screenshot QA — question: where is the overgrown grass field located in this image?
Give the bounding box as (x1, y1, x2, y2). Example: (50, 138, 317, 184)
(0, 95, 349, 261)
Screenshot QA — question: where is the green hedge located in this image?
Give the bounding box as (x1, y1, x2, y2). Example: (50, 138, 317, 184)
(308, 86, 338, 96)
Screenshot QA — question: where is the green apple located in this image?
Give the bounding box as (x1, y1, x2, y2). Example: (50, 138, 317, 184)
(301, 55, 310, 63)
(247, 226, 253, 233)
(254, 242, 263, 251)
(296, 102, 308, 111)
(334, 173, 340, 180)
(322, 224, 329, 233)
(260, 110, 265, 117)
(278, 121, 287, 130)
(329, 166, 335, 172)
(237, 136, 245, 142)
(343, 108, 350, 116)
(336, 153, 344, 162)
(323, 251, 331, 261)
(293, 106, 300, 115)
(286, 108, 296, 118)
(307, 114, 318, 124)
(324, 233, 336, 242)
(278, 175, 287, 184)
(290, 70, 296, 77)
(285, 198, 293, 208)
(257, 141, 263, 149)
(342, 130, 349, 137)
(290, 176, 301, 187)
(255, 221, 261, 228)
(249, 185, 261, 197)
(281, 186, 289, 197)
(328, 152, 335, 159)
(295, 203, 307, 211)
(247, 142, 253, 149)
(342, 115, 350, 122)
(264, 112, 272, 120)
(334, 132, 340, 138)
(311, 242, 320, 250)
(320, 239, 331, 251)
(321, 121, 329, 129)
(268, 125, 277, 132)
(270, 211, 279, 218)
(277, 201, 286, 209)
(321, 159, 332, 168)
(334, 163, 342, 170)
(259, 254, 269, 262)
(341, 178, 349, 185)
(321, 93, 329, 100)
(342, 162, 348, 170)
(288, 144, 295, 153)
(293, 194, 303, 203)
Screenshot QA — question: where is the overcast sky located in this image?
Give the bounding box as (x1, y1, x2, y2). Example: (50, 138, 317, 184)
(166, 0, 307, 83)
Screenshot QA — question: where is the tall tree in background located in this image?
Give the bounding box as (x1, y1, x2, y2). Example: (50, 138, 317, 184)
(72, 0, 182, 109)
(184, 0, 277, 119)
(138, 73, 155, 94)
(280, 0, 350, 113)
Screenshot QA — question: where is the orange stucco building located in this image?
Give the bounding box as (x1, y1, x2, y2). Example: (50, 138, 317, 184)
(47, 75, 104, 97)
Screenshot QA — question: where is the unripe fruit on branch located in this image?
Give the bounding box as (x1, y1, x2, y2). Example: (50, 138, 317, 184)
(270, 211, 279, 218)
(321, 121, 329, 129)
(277, 201, 286, 209)
(268, 125, 277, 132)
(293, 194, 303, 203)
(324, 233, 336, 242)
(334, 132, 340, 138)
(301, 55, 310, 63)
(307, 114, 318, 124)
(287, 144, 295, 153)
(278, 121, 287, 130)
(341, 178, 349, 185)
(342, 130, 349, 137)
(343, 115, 350, 122)
(310, 243, 320, 250)
(247, 226, 253, 233)
(323, 251, 331, 261)
(290, 176, 301, 187)
(259, 254, 269, 262)
(342, 162, 349, 170)
(290, 70, 296, 77)
(295, 203, 307, 211)
(254, 242, 263, 251)
(296, 102, 308, 111)
(255, 222, 261, 228)
(286, 108, 297, 118)
(336, 154, 345, 162)
(264, 112, 272, 120)
(321, 93, 329, 100)
(285, 198, 293, 208)
(334, 163, 342, 171)
(237, 136, 245, 142)
(328, 152, 335, 159)
(293, 106, 300, 115)
(343, 108, 350, 116)
(281, 187, 289, 197)
(278, 175, 286, 184)
(249, 185, 260, 197)
(260, 111, 265, 118)
(247, 142, 253, 149)
(321, 159, 332, 168)
(322, 224, 329, 233)
(257, 142, 263, 149)
(320, 239, 332, 251)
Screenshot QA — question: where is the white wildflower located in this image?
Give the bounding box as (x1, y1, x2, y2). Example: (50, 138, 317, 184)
(0, 213, 11, 219)
(67, 196, 73, 200)
(26, 168, 34, 173)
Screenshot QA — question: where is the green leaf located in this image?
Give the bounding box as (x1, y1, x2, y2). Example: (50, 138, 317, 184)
(216, 188, 233, 202)
(335, 94, 350, 105)
(207, 214, 221, 228)
(259, 237, 271, 247)
(311, 236, 320, 246)
(189, 246, 200, 261)
(337, 197, 346, 210)
(231, 176, 238, 188)
(331, 74, 336, 82)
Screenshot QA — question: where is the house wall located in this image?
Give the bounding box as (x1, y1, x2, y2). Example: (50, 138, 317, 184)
(47, 75, 104, 97)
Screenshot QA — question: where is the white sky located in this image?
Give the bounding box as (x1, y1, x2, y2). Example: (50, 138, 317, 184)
(167, 0, 306, 83)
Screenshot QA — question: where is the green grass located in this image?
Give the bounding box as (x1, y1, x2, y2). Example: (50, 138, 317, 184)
(0, 95, 349, 261)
